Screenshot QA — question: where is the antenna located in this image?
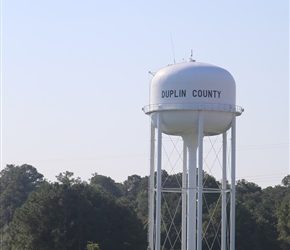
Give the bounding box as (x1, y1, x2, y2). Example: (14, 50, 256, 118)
(190, 49, 195, 62)
(170, 33, 176, 64)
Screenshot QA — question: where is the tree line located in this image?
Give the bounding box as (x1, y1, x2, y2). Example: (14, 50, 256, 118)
(0, 164, 289, 250)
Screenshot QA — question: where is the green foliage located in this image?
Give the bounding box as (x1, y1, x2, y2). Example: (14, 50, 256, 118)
(10, 174, 147, 250)
(235, 180, 284, 250)
(86, 242, 101, 250)
(282, 175, 290, 187)
(277, 188, 290, 249)
(56, 171, 82, 185)
(122, 174, 143, 199)
(135, 189, 148, 224)
(0, 164, 44, 246)
(1, 163, 290, 250)
(90, 173, 122, 198)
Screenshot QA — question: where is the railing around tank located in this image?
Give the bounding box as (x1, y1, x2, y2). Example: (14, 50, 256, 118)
(142, 102, 244, 116)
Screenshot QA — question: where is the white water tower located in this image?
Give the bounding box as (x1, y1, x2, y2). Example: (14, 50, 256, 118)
(143, 61, 243, 250)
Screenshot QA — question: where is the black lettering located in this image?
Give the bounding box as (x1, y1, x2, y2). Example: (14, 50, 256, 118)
(191, 89, 222, 98)
(208, 90, 212, 98)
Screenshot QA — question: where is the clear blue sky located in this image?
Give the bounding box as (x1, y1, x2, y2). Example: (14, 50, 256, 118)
(1, 0, 289, 187)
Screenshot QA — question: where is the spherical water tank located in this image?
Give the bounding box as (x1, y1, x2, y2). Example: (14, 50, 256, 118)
(143, 61, 243, 136)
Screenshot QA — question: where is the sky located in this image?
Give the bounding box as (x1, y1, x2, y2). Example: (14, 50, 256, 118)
(1, 0, 289, 188)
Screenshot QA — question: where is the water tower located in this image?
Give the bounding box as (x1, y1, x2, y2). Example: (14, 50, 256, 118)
(143, 61, 243, 250)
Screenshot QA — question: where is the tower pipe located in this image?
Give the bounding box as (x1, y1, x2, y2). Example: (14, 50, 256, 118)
(186, 137, 197, 250)
(149, 122, 155, 250)
(197, 111, 204, 250)
(230, 116, 236, 250)
(182, 141, 187, 250)
(155, 113, 162, 250)
(221, 132, 227, 250)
